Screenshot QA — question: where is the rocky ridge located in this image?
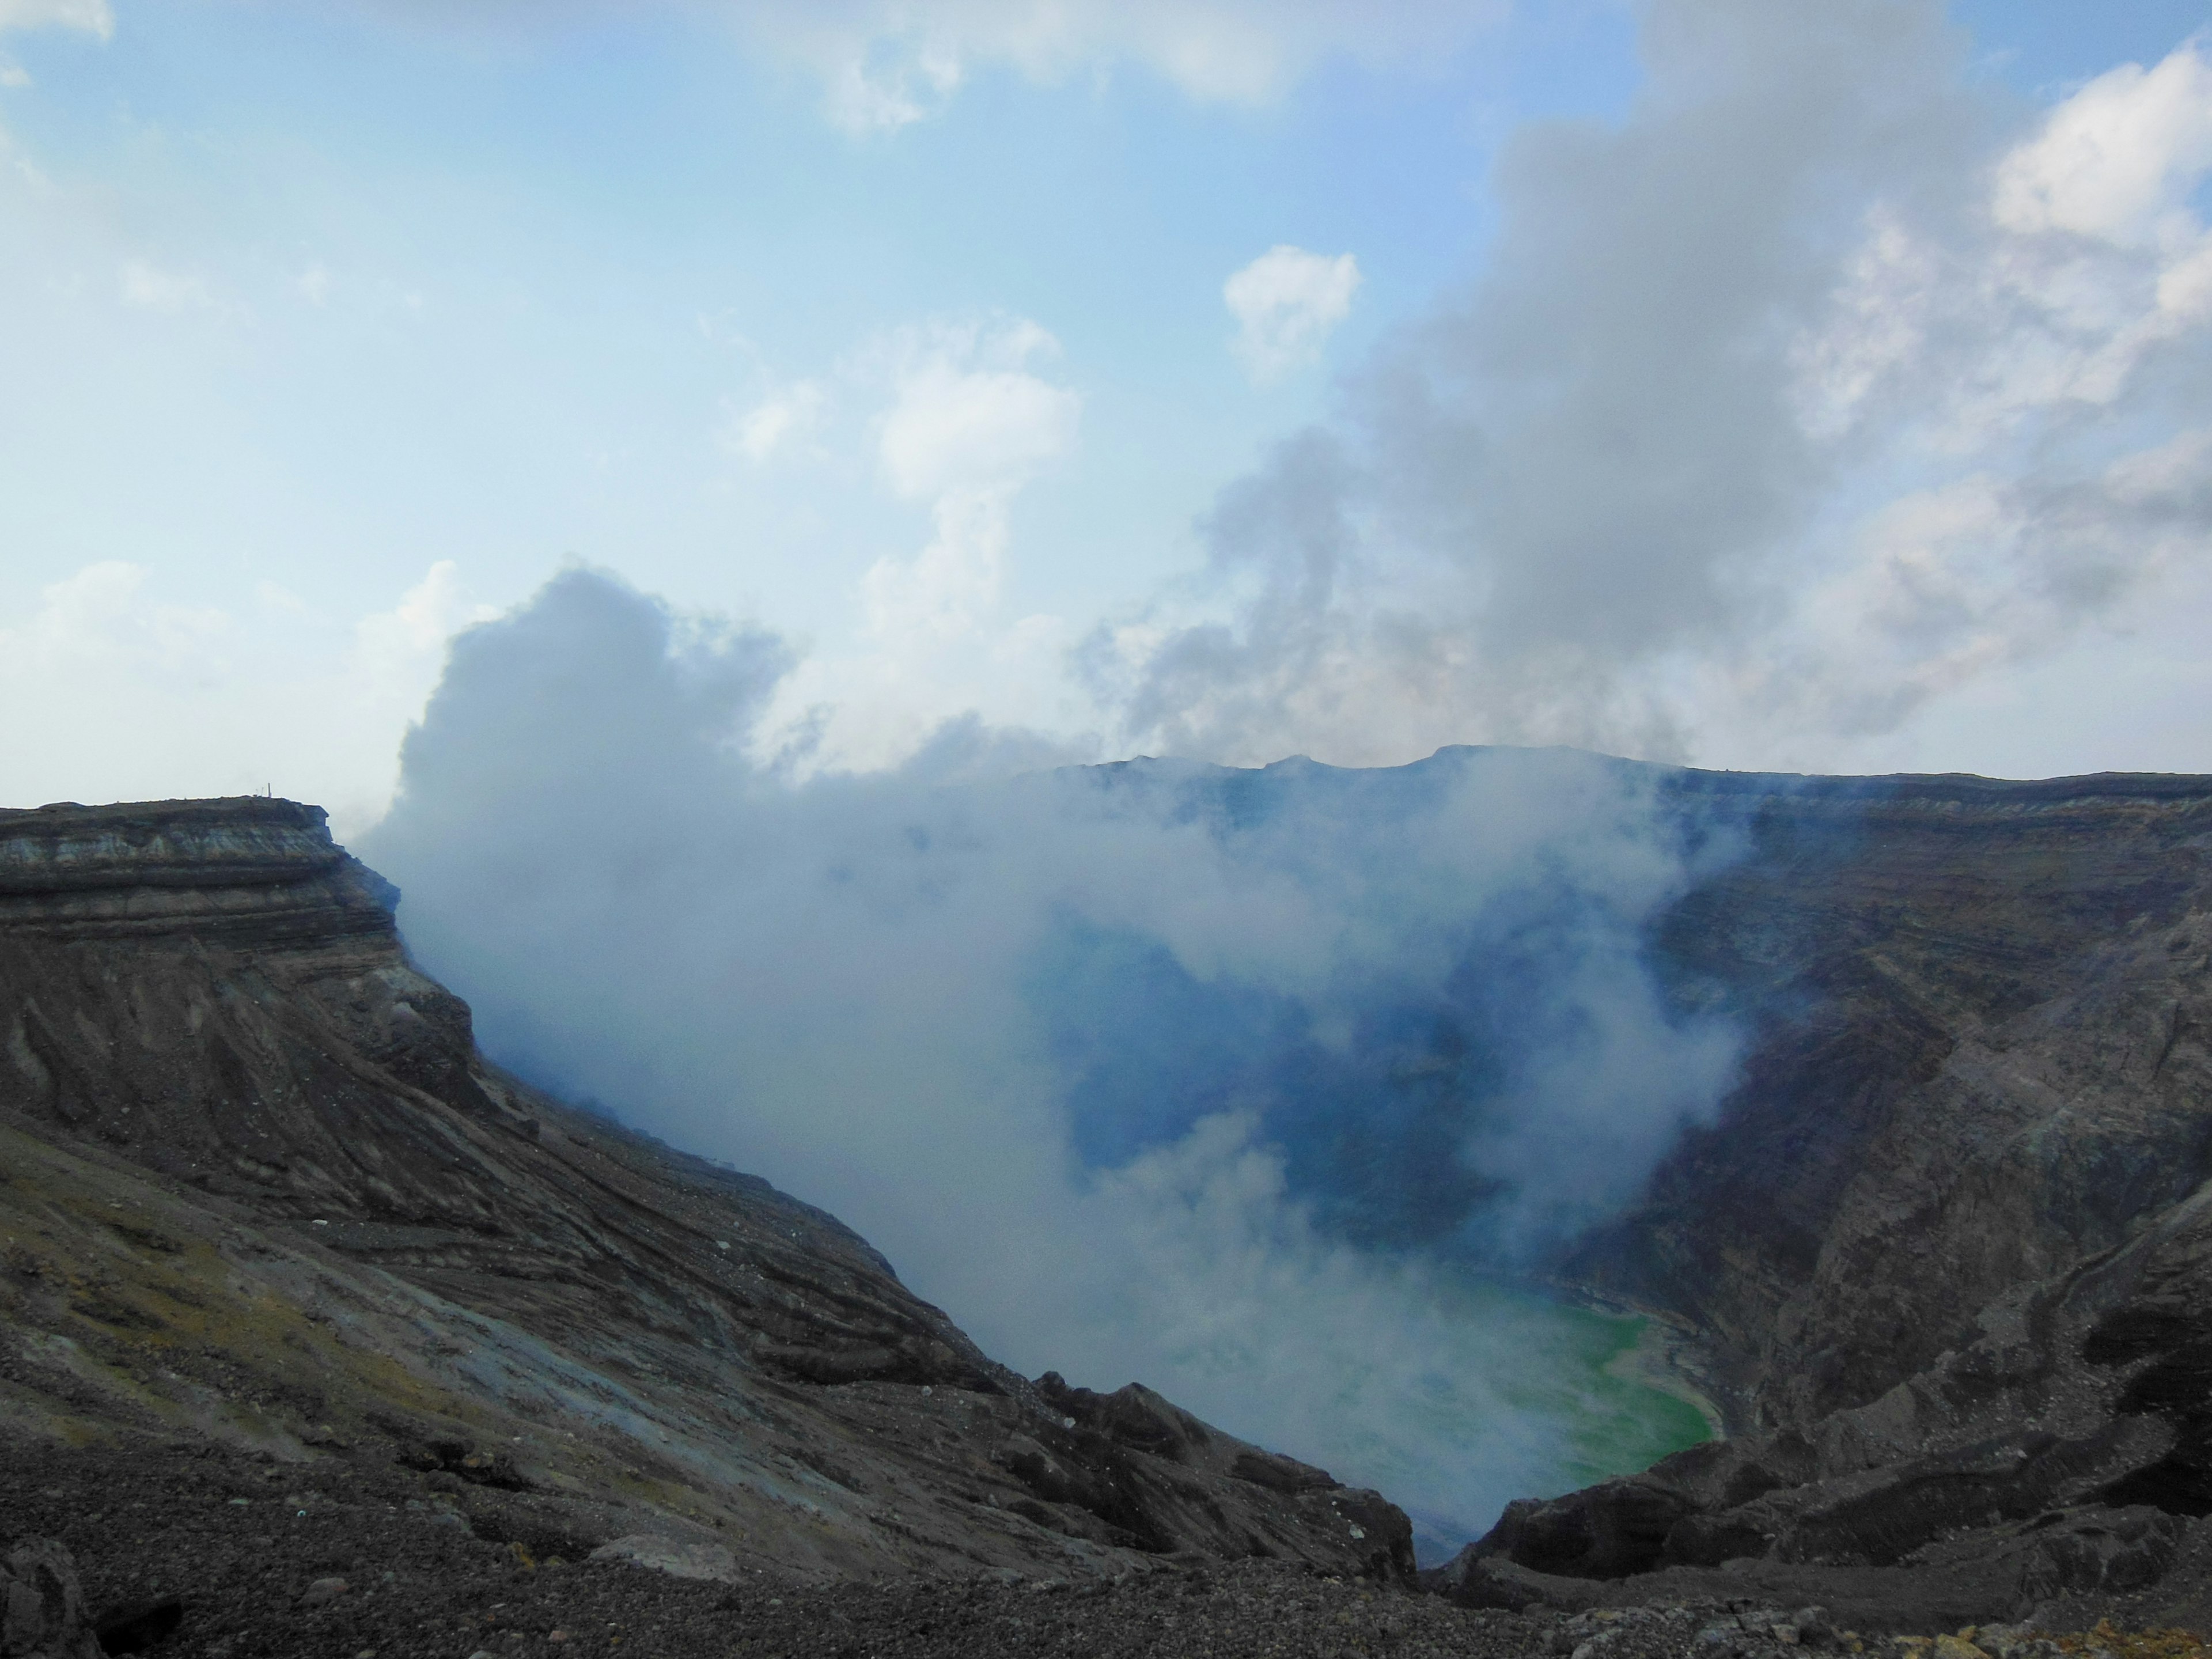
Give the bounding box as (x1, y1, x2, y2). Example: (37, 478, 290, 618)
(0, 796, 1411, 1597)
(1442, 768, 2212, 1633)
(12, 765, 2212, 1652)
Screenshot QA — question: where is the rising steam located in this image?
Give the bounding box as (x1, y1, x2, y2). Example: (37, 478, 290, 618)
(362, 569, 1740, 1554)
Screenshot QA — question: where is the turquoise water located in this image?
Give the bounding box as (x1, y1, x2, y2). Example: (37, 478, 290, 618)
(1154, 1278, 1714, 1566)
(1486, 1291, 1714, 1493)
(1351, 1286, 1711, 1563)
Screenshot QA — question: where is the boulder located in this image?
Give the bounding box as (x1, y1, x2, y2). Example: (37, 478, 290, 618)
(1, 1539, 101, 1659)
(586, 1536, 741, 1584)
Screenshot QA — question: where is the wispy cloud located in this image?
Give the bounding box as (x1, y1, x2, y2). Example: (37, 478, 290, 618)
(721, 377, 829, 463)
(736, 315, 1087, 775)
(0, 0, 113, 40)
(119, 259, 218, 313)
(0, 562, 501, 835)
(1226, 245, 1362, 385)
(354, 0, 1500, 134)
(723, 0, 1501, 134)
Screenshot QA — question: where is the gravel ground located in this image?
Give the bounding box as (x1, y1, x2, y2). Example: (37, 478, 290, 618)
(9, 1438, 2206, 1659)
(3, 1437, 1567, 1659)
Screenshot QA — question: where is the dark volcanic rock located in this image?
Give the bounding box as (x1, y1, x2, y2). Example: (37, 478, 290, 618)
(1476, 1477, 1695, 1580)
(1, 1538, 100, 1659)
(1579, 768, 2212, 1431)
(0, 1435, 1565, 1659)
(1447, 766, 2212, 1630)
(89, 1596, 184, 1656)
(0, 796, 1408, 1586)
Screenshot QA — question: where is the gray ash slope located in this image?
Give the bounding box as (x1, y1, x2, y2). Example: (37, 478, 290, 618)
(1442, 762, 2212, 1632)
(0, 794, 1412, 1589)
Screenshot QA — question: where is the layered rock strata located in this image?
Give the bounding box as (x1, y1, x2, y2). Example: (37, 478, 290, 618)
(1446, 768, 2212, 1630)
(0, 797, 1412, 1585)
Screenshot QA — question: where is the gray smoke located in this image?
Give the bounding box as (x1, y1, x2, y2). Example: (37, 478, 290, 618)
(1089, 0, 2212, 768)
(363, 567, 1740, 1555)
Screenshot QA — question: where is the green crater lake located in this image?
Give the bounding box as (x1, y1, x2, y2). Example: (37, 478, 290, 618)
(1175, 1280, 1715, 1566)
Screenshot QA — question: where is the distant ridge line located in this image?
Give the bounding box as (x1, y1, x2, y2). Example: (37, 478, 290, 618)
(1092, 744, 2212, 806)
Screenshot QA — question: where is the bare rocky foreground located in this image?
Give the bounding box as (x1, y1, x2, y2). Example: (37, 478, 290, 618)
(8, 766, 2212, 1655)
(8, 1437, 2207, 1659)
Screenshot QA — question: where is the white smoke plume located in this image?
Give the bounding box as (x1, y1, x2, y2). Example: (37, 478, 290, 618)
(363, 567, 1738, 1555)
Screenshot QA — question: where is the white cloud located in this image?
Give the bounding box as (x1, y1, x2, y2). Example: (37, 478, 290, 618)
(358, 0, 1497, 134)
(0, 562, 502, 835)
(719, 1, 1498, 133)
(119, 259, 216, 313)
(1690, 422, 2212, 760)
(722, 377, 828, 463)
(0, 562, 232, 680)
(1801, 39, 2212, 445)
(876, 317, 1079, 497)
(862, 490, 1009, 641)
(354, 560, 500, 690)
(1993, 42, 2212, 243)
(818, 31, 963, 133)
(0, 0, 112, 39)
(1225, 245, 1361, 384)
(740, 316, 1085, 774)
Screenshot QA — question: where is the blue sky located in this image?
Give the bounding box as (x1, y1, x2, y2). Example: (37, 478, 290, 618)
(5, 0, 2212, 830)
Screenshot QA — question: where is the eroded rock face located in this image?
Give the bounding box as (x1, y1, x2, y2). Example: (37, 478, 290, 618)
(1584, 770, 2212, 1431)
(0, 1539, 100, 1659)
(1448, 769, 2212, 1627)
(0, 797, 1410, 1585)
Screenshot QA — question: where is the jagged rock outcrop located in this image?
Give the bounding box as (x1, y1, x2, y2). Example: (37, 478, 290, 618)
(1600, 770, 2212, 1430)
(0, 797, 1412, 1585)
(0, 1539, 100, 1659)
(1445, 768, 2212, 1630)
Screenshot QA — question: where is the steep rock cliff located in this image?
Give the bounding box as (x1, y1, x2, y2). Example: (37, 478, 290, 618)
(0, 797, 1412, 1585)
(1447, 770, 2212, 1629)
(1611, 770, 2212, 1430)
